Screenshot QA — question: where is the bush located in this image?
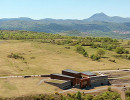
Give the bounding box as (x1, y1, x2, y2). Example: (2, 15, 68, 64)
(75, 45, 85, 54)
(107, 45, 113, 50)
(8, 53, 24, 60)
(124, 50, 129, 54)
(83, 51, 88, 57)
(125, 90, 130, 98)
(115, 47, 129, 54)
(76, 91, 81, 100)
(108, 87, 111, 91)
(115, 47, 124, 54)
(90, 54, 100, 61)
(113, 54, 130, 60)
(85, 94, 93, 100)
(97, 48, 105, 57)
(128, 56, 130, 60)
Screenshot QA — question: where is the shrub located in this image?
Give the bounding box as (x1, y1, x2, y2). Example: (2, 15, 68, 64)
(83, 51, 88, 57)
(76, 91, 81, 100)
(70, 41, 79, 46)
(108, 87, 111, 91)
(90, 54, 100, 61)
(75, 45, 85, 54)
(115, 47, 124, 54)
(124, 50, 129, 54)
(127, 41, 130, 45)
(108, 59, 116, 63)
(65, 47, 70, 49)
(115, 47, 128, 54)
(107, 45, 113, 50)
(125, 90, 130, 98)
(97, 48, 105, 57)
(128, 56, 130, 60)
(85, 94, 93, 100)
(8, 53, 24, 60)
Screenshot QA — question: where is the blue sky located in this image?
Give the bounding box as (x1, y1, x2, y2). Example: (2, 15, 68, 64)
(0, 0, 130, 19)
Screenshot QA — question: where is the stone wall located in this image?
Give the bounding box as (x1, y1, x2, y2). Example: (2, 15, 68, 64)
(90, 75, 108, 87)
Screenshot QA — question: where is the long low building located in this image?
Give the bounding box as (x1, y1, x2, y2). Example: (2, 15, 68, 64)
(49, 69, 109, 89)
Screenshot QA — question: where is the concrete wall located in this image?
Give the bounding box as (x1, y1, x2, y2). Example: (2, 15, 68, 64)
(45, 80, 71, 89)
(90, 75, 108, 87)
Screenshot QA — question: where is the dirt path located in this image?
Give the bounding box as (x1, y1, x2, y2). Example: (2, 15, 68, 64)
(37, 78, 50, 86)
(93, 69, 130, 74)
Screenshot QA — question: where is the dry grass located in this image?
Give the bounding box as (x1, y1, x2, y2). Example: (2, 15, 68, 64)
(0, 77, 60, 97)
(0, 40, 129, 76)
(0, 40, 129, 97)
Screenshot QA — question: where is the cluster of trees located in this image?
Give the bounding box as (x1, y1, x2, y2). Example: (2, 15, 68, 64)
(75, 45, 88, 57)
(0, 30, 65, 40)
(75, 45, 106, 61)
(90, 48, 105, 61)
(0, 30, 119, 42)
(1, 91, 121, 100)
(114, 47, 130, 60)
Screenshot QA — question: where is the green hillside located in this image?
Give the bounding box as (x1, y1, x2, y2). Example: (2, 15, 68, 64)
(0, 13, 130, 39)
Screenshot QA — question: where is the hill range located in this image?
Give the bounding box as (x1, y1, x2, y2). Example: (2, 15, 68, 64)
(0, 13, 130, 39)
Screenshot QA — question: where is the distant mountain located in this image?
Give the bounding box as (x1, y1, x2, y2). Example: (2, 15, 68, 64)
(0, 13, 130, 39)
(0, 17, 33, 22)
(85, 13, 130, 23)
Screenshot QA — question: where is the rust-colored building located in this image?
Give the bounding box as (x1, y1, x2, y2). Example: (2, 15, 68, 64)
(50, 69, 91, 88)
(80, 77, 90, 88)
(62, 69, 81, 78)
(50, 74, 76, 85)
(50, 69, 108, 89)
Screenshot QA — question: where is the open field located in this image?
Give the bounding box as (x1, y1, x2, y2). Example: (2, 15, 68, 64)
(0, 77, 60, 97)
(0, 40, 129, 97)
(0, 40, 130, 76)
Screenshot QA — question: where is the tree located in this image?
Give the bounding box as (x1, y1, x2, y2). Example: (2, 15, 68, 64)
(97, 48, 105, 57)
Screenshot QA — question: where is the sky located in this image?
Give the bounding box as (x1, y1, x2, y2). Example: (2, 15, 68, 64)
(0, 0, 130, 19)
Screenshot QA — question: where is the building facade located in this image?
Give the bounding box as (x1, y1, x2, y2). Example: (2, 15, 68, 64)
(49, 69, 108, 89)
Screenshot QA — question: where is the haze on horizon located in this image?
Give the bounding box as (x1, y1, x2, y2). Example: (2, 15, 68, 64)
(0, 0, 130, 20)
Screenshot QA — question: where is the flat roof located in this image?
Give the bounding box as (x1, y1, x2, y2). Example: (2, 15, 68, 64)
(62, 69, 80, 74)
(47, 79, 67, 84)
(81, 71, 96, 76)
(90, 75, 108, 78)
(51, 73, 75, 78)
